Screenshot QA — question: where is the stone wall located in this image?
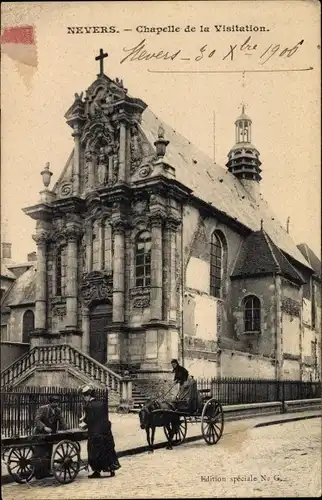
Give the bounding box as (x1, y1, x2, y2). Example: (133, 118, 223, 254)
(219, 350, 276, 379)
(230, 276, 276, 357)
(283, 358, 300, 380)
(6, 306, 35, 343)
(1, 341, 30, 370)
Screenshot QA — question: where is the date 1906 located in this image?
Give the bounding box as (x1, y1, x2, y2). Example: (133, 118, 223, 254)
(120, 37, 304, 66)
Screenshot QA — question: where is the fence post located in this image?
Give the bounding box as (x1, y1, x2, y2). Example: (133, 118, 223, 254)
(281, 380, 286, 413)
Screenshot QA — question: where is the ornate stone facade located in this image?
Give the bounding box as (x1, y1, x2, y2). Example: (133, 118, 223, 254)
(18, 56, 320, 383)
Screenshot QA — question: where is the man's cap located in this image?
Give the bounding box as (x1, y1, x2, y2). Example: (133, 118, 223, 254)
(48, 395, 60, 403)
(171, 359, 178, 364)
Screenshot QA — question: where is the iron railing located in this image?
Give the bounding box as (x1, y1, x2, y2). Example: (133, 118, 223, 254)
(196, 377, 321, 405)
(1, 385, 109, 438)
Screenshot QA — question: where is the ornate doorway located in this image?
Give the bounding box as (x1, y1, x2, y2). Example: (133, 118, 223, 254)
(89, 302, 112, 364)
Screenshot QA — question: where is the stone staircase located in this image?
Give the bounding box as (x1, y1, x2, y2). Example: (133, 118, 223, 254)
(131, 386, 147, 410)
(130, 376, 175, 412)
(0, 344, 131, 410)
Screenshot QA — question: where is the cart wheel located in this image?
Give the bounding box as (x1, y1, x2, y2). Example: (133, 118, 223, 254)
(51, 440, 80, 484)
(7, 446, 35, 483)
(201, 398, 224, 445)
(164, 416, 187, 445)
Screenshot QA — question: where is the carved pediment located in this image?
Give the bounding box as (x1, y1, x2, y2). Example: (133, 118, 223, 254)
(80, 271, 113, 306)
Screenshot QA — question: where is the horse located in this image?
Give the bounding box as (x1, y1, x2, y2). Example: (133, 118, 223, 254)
(139, 399, 180, 453)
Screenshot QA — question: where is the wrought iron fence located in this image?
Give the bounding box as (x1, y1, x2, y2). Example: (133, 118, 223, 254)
(1, 386, 109, 438)
(196, 377, 321, 406)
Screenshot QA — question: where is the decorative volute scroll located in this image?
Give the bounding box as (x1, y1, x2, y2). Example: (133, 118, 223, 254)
(130, 125, 156, 177)
(80, 271, 113, 307)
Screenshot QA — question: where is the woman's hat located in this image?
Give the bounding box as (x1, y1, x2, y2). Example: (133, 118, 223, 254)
(81, 384, 94, 395)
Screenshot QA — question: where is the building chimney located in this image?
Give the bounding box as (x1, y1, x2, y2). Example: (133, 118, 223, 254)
(2, 242, 12, 259)
(27, 251, 37, 262)
(286, 216, 290, 234)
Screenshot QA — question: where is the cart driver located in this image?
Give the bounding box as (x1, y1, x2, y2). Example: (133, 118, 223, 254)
(32, 395, 67, 479)
(171, 359, 189, 387)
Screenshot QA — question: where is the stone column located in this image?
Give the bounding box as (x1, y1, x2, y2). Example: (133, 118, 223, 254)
(108, 156, 113, 185)
(150, 215, 163, 321)
(118, 121, 127, 182)
(65, 224, 79, 329)
(72, 125, 81, 196)
(32, 232, 48, 331)
(98, 219, 105, 270)
(85, 152, 95, 190)
(104, 223, 112, 272)
(82, 307, 90, 354)
(166, 219, 179, 322)
(85, 221, 92, 272)
(112, 221, 125, 323)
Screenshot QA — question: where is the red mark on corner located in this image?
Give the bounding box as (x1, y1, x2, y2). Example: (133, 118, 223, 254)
(1, 25, 35, 45)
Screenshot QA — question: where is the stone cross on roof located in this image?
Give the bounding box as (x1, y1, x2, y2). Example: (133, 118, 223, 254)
(95, 48, 108, 76)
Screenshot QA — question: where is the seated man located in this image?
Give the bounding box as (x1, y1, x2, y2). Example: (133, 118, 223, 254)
(32, 395, 67, 479)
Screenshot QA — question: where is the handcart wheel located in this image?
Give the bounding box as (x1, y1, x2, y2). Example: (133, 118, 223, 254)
(51, 439, 80, 484)
(164, 416, 187, 445)
(7, 446, 35, 483)
(201, 398, 224, 445)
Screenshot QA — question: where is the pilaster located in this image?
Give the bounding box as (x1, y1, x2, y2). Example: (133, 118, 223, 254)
(149, 214, 163, 321)
(165, 217, 180, 322)
(118, 121, 127, 183)
(32, 232, 49, 331)
(65, 223, 82, 330)
(72, 125, 81, 196)
(85, 220, 93, 272)
(112, 219, 126, 323)
(82, 306, 90, 354)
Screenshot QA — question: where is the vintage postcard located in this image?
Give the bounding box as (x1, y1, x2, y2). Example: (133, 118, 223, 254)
(1, 1, 321, 499)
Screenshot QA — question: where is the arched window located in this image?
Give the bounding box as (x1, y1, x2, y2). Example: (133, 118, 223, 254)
(135, 231, 151, 287)
(244, 295, 261, 332)
(210, 232, 224, 298)
(56, 245, 67, 296)
(22, 310, 34, 343)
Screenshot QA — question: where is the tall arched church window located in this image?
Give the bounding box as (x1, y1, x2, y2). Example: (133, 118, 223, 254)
(210, 232, 224, 298)
(22, 310, 34, 343)
(243, 295, 261, 332)
(56, 245, 67, 296)
(135, 231, 151, 287)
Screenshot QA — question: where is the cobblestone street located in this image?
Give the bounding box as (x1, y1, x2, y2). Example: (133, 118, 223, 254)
(2, 418, 321, 499)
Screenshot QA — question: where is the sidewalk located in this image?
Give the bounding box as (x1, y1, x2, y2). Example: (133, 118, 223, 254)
(1, 410, 320, 485)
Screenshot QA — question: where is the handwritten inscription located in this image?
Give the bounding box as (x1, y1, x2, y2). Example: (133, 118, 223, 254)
(120, 37, 304, 66)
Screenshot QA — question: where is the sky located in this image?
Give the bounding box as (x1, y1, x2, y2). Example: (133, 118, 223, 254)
(1, 1, 321, 262)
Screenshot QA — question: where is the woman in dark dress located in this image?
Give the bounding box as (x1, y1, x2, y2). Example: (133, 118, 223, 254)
(81, 385, 121, 479)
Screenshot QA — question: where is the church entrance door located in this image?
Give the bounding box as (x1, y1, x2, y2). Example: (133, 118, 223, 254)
(89, 303, 112, 365)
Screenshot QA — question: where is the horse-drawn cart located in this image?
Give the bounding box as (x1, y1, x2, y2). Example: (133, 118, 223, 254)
(2, 429, 88, 485)
(139, 387, 225, 451)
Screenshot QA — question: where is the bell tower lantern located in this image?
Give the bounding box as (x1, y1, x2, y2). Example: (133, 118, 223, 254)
(226, 106, 262, 185)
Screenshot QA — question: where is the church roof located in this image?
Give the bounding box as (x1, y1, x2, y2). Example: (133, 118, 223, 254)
(1, 259, 16, 280)
(297, 243, 321, 278)
(1, 264, 37, 307)
(140, 107, 311, 271)
(231, 230, 305, 284)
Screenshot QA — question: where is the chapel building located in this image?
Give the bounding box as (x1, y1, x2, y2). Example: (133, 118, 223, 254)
(1, 52, 321, 395)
